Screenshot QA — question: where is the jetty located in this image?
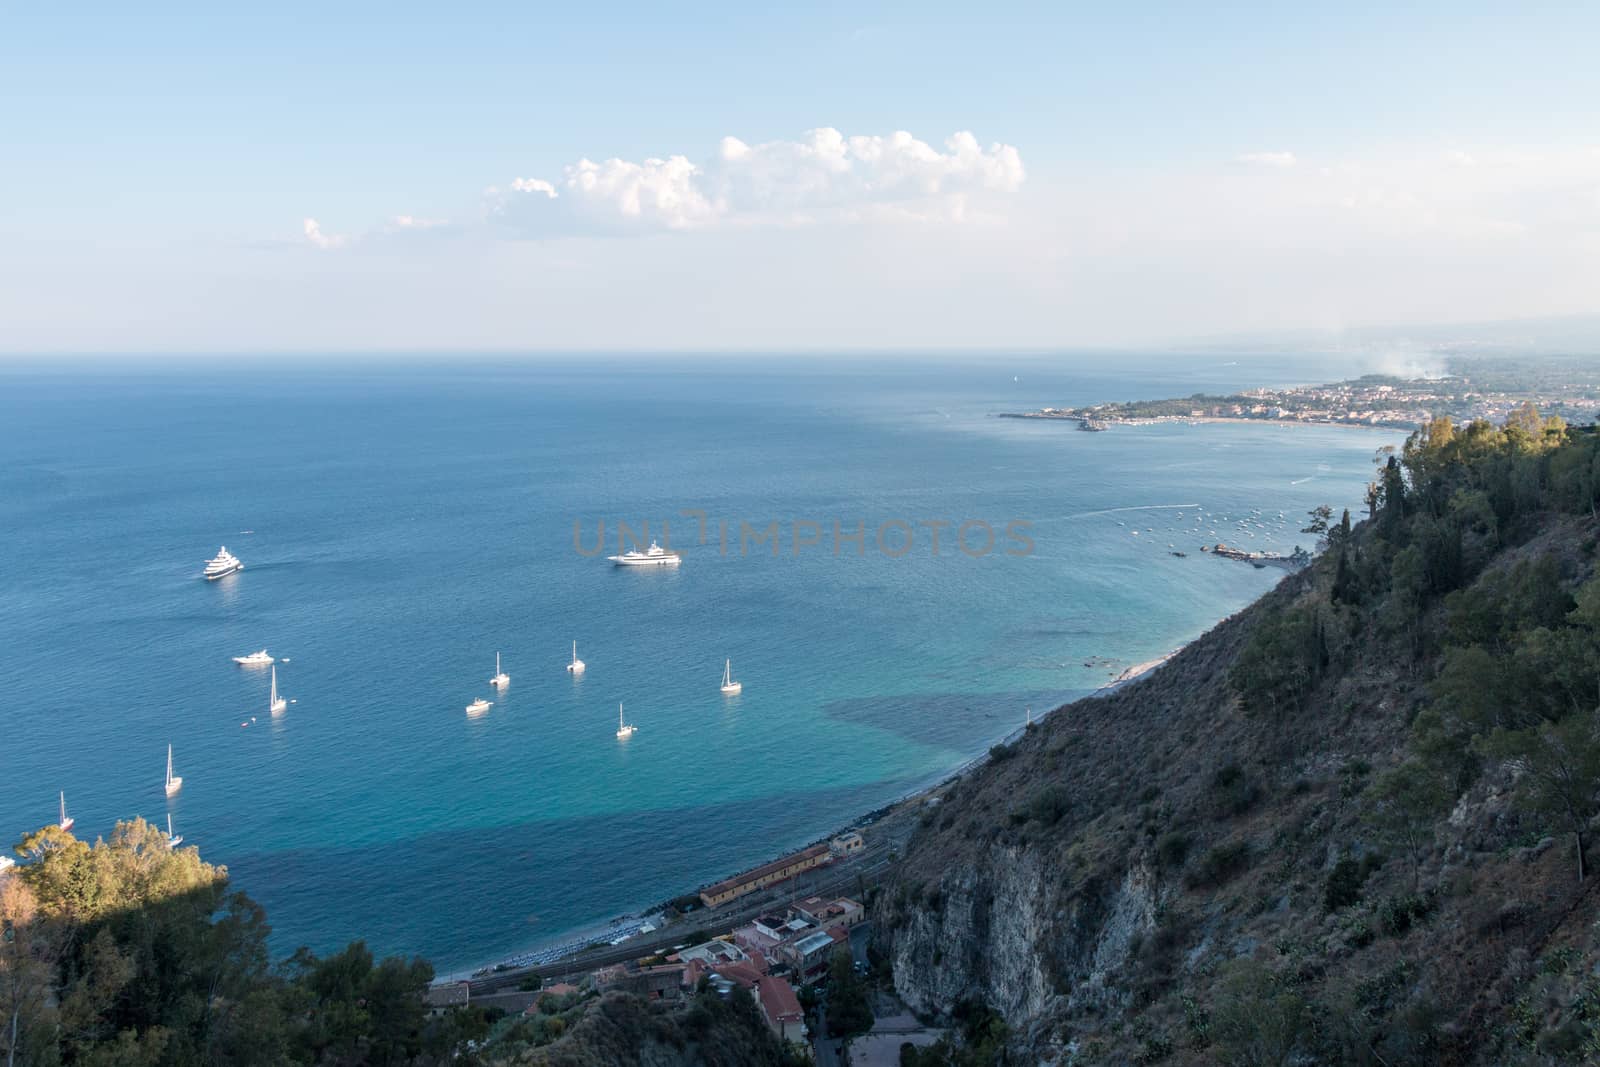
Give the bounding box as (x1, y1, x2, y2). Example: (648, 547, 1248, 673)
(1202, 543, 1310, 570)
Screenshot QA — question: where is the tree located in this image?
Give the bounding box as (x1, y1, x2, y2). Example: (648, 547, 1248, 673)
(1209, 960, 1307, 1067)
(1302, 504, 1333, 538)
(826, 946, 873, 1048)
(1483, 714, 1600, 883)
(1365, 761, 1452, 888)
(1, 876, 58, 1067)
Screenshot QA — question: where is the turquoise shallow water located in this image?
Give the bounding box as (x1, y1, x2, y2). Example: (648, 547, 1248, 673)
(0, 354, 1401, 971)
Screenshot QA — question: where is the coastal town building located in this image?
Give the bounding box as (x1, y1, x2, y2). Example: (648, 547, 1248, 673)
(676, 938, 750, 967)
(754, 912, 813, 941)
(422, 981, 470, 1016)
(698, 842, 832, 908)
(595, 961, 692, 1001)
(794, 895, 863, 929)
(784, 927, 848, 979)
(829, 831, 864, 857)
(755, 977, 807, 1042)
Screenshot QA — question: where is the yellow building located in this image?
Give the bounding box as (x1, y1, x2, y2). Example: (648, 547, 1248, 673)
(699, 843, 832, 908)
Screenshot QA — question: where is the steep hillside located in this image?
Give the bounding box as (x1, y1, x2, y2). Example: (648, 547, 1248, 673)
(484, 989, 802, 1067)
(880, 413, 1600, 1065)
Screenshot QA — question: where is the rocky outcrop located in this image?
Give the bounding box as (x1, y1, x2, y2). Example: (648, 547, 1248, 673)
(873, 503, 1600, 1064)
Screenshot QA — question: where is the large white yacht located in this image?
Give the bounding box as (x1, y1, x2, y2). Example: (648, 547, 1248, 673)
(203, 546, 242, 580)
(166, 813, 183, 849)
(608, 541, 682, 567)
(233, 649, 274, 666)
(58, 791, 75, 833)
(616, 702, 636, 738)
(566, 641, 586, 674)
(490, 652, 510, 690)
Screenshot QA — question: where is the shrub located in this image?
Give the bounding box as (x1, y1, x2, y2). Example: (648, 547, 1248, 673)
(1211, 762, 1260, 816)
(1027, 785, 1071, 826)
(1185, 840, 1252, 889)
(1156, 831, 1192, 870)
(1324, 858, 1367, 911)
(1378, 892, 1434, 936)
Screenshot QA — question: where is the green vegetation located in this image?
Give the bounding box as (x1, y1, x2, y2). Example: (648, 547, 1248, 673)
(826, 946, 874, 1046)
(0, 821, 795, 1067)
(0, 818, 487, 1066)
(885, 409, 1600, 1064)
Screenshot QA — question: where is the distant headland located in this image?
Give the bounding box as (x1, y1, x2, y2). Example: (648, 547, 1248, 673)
(1000, 355, 1600, 432)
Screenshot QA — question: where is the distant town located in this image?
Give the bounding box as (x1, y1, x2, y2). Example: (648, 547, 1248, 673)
(1001, 355, 1600, 432)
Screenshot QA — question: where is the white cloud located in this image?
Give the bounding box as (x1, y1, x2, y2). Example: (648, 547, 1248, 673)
(302, 218, 348, 250)
(490, 127, 1025, 236)
(1236, 151, 1297, 168)
(302, 215, 450, 250)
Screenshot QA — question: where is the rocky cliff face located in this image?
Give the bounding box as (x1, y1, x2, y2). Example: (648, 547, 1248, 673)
(874, 509, 1600, 1065)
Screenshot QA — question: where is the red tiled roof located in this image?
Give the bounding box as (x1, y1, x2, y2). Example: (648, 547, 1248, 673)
(714, 962, 764, 990)
(758, 977, 803, 1021)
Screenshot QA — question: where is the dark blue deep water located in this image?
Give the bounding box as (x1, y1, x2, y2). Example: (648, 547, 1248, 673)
(0, 354, 1400, 971)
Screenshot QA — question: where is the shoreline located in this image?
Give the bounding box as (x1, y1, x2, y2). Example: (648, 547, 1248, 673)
(1000, 412, 1415, 433)
(451, 646, 1187, 984)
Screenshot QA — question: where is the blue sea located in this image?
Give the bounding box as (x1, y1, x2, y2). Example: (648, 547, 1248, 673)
(0, 353, 1402, 973)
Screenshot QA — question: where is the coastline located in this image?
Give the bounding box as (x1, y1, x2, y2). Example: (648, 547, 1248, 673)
(1000, 412, 1415, 433)
(454, 645, 1188, 984)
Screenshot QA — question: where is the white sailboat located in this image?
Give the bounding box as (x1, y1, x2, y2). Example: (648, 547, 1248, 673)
(166, 813, 183, 849)
(59, 791, 75, 833)
(490, 652, 510, 690)
(566, 641, 585, 674)
(164, 745, 183, 797)
(719, 659, 742, 695)
(616, 702, 635, 739)
(269, 665, 287, 713)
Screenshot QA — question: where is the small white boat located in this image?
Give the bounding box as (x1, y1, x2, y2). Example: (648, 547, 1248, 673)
(608, 541, 682, 567)
(233, 650, 274, 666)
(59, 790, 75, 833)
(466, 698, 492, 715)
(269, 665, 287, 713)
(490, 652, 510, 690)
(164, 745, 183, 797)
(166, 813, 183, 849)
(616, 702, 636, 739)
(720, 659, 742, 695)
(566, 640, 585, 674)
(203, 546, 242, 580)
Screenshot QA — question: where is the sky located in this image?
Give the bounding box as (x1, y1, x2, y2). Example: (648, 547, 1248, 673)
(3, 1, 1599, 354)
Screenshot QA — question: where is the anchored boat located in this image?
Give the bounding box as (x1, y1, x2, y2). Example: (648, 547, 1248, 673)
(164, 745, 183, 797)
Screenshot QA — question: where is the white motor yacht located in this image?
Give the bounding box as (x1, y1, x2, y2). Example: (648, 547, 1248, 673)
(203, 546, 243, 580)
(608, 541, 682, 567)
